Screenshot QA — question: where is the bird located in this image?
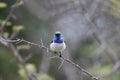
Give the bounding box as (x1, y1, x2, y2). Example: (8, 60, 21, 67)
(50, 32, 66, 57)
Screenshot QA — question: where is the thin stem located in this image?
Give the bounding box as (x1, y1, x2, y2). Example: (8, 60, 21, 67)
(0, 0, 21, 30)
(8, 43, 33, 80)
(2, 38, 100, 80)
(61, 56, 99, 80)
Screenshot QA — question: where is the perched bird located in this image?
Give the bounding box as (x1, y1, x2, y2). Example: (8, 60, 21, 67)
(50, 32, 66, 57)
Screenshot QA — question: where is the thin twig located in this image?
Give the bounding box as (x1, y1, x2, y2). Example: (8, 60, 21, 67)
(10, 31, 19, 39)
(58, 59, 64, 70)
(24, 53, 33, 62)
(0, 0, 37, 80)
(8, 43, 34, 80)
(61, 56, 99, 80)
(0, 38, 37, 80)
(49, 56, 59, 60)
(0, 0, 21, 30)
(1, 38, 100, 80)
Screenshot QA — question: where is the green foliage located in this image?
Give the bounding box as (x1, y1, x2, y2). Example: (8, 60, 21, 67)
(103, 72, 120, 80)
(3, 32, 9, 38)
(0, 2, 7, 8)
(17, 44, 31, 50)
(18, 67, 28, 80)
(18, 63, 36, 80)
(16, 0, 24, 7)
(0, 20, 12, 26)
(89, 64, 120, 80)
(12, 25, 24, 32)
(89, 64, 113, 76)
(111, 73, 120, 80)
(110, 0, 120, 18)
(18, 64, 54, 80)
(80, 41, 99, 57)
(37, 74, 54, 80)
(110, 0, 120, 8)
(0, 47, 18, 80)
(1, 0, 120, 80)
(25, 63, 36, 73)
(102, 0, 120, 18)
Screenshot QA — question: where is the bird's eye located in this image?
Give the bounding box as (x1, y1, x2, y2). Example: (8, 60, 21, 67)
(55, 34, 60, 37)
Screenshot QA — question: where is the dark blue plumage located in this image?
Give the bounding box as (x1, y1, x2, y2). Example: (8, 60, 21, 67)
(53, 37, 63, 43)
(52, 32, 64, 43)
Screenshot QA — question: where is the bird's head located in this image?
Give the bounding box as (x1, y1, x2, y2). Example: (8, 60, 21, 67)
(55, 32, 61, 38)
(53, 31, 64, 43)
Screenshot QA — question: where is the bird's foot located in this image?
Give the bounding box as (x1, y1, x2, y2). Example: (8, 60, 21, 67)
(59, 52, 62, 57)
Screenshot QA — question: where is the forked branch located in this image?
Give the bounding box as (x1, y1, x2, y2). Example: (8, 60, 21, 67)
(1, 38, 99, 80)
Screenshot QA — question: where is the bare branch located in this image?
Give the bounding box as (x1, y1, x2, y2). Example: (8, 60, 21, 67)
(0, 0, 37, 80)
(113, 61, 120, 72)
(24, 53, 33, 62)
(8, 43, 36, 80)
(60, 56, 99, 80)
(58, 59, 64, 70)
(0, 0, 21, 30)
(1, 37, 100, 80)
(9, 43, 24, 63)
(10, 31, 19, 39)
(0, 38, 37, 80)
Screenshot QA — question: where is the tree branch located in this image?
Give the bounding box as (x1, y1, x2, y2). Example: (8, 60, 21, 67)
(1, 38, 100, 80)
(60, 56, 99, 80)
(0, 37, 37, 80)
(0, 0, 21, 31)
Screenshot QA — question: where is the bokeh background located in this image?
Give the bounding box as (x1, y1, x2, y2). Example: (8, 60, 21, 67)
(0, 0, 120, 80)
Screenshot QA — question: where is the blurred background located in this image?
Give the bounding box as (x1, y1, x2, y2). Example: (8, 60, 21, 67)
(0, 0, 120, 80)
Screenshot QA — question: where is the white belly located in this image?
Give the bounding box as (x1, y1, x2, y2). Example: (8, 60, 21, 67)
(50, 42, 66, 52)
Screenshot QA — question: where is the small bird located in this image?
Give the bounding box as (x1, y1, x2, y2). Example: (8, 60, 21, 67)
(50, 32, 66, 57)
